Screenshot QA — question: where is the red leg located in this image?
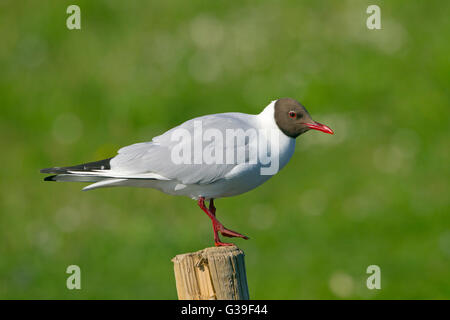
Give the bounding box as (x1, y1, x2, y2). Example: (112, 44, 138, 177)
(209, 198, 216, 216)
(197, 197, 249, 247)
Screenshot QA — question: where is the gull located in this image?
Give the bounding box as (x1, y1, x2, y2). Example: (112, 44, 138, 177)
(41, 98, 334, 246)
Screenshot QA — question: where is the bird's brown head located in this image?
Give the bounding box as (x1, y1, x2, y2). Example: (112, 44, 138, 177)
(274, 98, 334, 138)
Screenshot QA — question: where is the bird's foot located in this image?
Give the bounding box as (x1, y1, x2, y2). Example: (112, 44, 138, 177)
(214, 223, 250, 240)
(214, 241, 235, 247)
(197, 197, 249, 247)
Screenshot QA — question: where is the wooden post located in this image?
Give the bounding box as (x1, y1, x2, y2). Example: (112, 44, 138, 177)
(171, 246, 250, 300)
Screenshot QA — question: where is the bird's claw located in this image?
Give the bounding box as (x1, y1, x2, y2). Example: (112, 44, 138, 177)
(216, 225, 249, 240)
(214, 241, 235, 247)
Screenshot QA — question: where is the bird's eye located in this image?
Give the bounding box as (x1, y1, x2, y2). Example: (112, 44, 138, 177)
(288, 111, 297, 119)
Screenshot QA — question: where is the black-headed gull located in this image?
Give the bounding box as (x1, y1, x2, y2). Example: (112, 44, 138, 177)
(41, 98, 333, 246)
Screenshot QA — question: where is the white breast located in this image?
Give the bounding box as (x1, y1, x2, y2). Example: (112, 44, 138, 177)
(256, 100, 296, 171)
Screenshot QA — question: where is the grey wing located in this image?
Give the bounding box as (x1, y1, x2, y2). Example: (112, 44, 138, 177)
(109, 113, 257, 185)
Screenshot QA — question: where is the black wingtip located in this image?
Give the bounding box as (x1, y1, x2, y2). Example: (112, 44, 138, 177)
(40, 167, 66, 174)
(44, 175, 58, 181)
(40, 158, 113, 175)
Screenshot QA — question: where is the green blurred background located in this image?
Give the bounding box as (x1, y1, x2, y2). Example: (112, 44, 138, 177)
(0, 0, 448, 299)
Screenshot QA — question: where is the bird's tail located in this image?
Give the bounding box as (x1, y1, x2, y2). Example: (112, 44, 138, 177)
(40, 158, 127, 190)
(40, 157, 164, 191)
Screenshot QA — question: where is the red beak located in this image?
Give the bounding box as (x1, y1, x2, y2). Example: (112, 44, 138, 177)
(304, 121, 334, 134)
